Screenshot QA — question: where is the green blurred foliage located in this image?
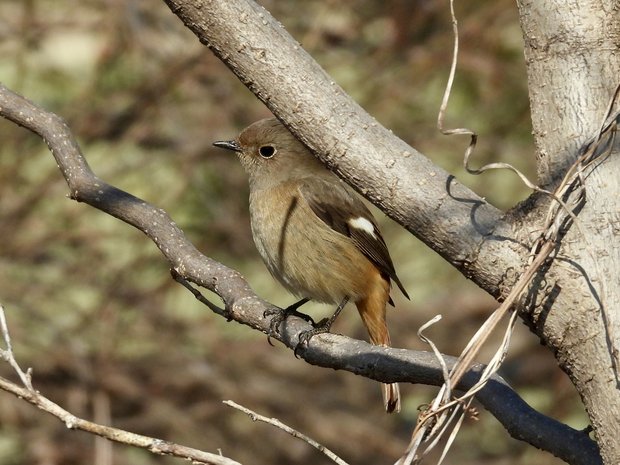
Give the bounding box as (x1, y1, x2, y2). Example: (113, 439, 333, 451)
(0, 1, 586, 464)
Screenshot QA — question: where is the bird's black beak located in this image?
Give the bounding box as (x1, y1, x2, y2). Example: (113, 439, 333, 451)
(213, 140, 242, 152)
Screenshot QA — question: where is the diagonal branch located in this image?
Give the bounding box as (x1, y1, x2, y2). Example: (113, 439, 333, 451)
(0, 374, 241, 465)
(0, 83, 600, 465)
(0, 304, 240, 465)
(224, 400, 349, 465)
(161, 0, 527, 299)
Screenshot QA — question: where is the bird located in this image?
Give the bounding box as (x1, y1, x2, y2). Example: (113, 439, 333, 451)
(213, 117, 409, 413)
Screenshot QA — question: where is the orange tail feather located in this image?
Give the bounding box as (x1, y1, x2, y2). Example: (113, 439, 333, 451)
(355, 271, 400, 413)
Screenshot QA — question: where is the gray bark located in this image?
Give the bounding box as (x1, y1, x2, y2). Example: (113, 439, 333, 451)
(517, 0, 620, 462)
(518, 0, 620, 188)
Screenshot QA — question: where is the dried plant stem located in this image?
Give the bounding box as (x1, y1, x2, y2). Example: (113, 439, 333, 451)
(449, 240, 555, 387)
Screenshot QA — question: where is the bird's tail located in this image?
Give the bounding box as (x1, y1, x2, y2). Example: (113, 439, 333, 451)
(355, 273, 400, 414)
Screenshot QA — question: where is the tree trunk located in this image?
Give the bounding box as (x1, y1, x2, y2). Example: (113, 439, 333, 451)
(517, 1, 620, 462)
(518, 0, 620, 187)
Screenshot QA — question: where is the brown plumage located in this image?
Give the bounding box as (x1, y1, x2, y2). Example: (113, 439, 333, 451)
(214, 118, 409, 413)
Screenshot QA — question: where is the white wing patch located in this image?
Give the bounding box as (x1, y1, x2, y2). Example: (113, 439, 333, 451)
(348, 217, 377, 238)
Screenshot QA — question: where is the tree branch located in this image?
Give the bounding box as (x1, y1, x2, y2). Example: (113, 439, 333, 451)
(0, 305, 240, 465)
(161, 0, 529, 299)
(0, 83, 600, 465)
(0, 375, 241, 465)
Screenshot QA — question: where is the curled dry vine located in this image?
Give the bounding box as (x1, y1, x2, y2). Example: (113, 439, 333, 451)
(399, 0, 620, 462)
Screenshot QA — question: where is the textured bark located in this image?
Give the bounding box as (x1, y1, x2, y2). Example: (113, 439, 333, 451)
(517, 1, 620, 462)
(518, 0, 620, 188)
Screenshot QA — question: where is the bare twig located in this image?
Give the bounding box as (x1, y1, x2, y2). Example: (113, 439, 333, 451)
(0, 304, 241, 465)
(224, 400, 349, 465)
(0, 304, 34, 390)
(170, 269, 228, 316)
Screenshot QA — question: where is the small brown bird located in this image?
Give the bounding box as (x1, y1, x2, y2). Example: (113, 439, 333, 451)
(214, 118, 409, 413)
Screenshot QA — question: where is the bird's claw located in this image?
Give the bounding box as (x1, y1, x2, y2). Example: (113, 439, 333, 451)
(293, 317, 331, 358)
(263, 305, 315, 346)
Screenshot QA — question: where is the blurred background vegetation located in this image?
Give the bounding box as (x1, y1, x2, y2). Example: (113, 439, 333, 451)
(0, 0, 587, 464)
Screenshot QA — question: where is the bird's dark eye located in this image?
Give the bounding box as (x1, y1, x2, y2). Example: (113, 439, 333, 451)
(258, 145, 276, 159)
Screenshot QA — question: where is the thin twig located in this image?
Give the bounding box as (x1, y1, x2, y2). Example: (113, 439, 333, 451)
(170, 269, 228, 317)
(0, 304, 34, 390)
(223, 400, 349, 465)
(0, 304, 241, 465)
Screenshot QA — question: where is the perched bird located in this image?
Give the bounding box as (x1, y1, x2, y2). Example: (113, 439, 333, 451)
(214, 118, 409, 413)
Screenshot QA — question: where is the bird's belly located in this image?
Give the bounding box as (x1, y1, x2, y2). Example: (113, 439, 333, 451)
(250, 187, 371, 304)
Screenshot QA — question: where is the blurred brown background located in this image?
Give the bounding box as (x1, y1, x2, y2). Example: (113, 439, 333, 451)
(0, 1, 587, 464)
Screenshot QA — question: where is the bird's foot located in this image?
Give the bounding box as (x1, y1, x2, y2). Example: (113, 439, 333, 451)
(294, 317, 334, 357)
(294, 296, 349, 357)
(263, 298, 314, 344)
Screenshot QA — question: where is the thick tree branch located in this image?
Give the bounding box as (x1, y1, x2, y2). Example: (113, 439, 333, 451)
(161, 0, 529, 299)
(0, 83, 600, 465)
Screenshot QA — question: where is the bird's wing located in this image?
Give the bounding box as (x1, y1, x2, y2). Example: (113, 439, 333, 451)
(298, 177, 409, 300)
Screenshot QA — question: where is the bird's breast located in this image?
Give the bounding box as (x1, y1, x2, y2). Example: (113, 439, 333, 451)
(249, 183, 376, 304)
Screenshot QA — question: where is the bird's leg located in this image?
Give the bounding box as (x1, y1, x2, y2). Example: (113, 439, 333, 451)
(264, 298, 314, 339)
(295, 296, 349, 356)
